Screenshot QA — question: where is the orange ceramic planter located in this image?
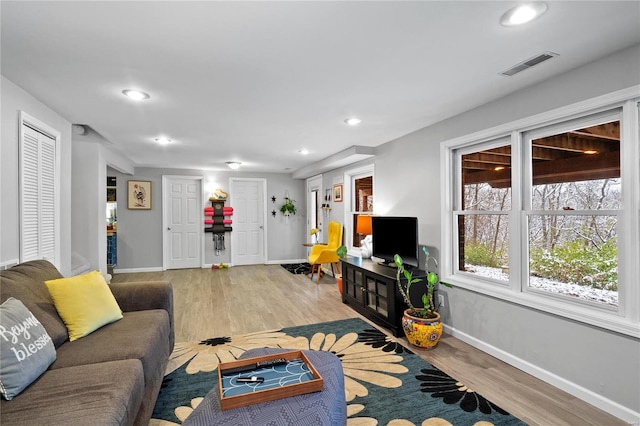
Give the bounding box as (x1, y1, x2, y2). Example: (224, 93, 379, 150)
(402, 310, 443, 350)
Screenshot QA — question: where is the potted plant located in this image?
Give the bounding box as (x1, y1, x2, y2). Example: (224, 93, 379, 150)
(394, 247, 451, 349)
(280, 197, 297, 216)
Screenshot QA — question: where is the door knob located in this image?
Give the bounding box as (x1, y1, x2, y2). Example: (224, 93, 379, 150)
(259, 225, 264, 229)
(167, 227, 171, 230)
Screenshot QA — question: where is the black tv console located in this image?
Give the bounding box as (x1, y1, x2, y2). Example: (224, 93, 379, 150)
(340, 257, 427, 336)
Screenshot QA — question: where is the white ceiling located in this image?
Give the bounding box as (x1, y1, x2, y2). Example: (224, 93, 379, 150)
(2, 1, 639, 175)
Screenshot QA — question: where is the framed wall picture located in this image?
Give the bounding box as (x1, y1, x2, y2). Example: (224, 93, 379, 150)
(333, 184, 343, 202)
(128, 180, 152, 210)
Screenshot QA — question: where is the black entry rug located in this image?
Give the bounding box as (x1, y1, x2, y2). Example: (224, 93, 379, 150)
(281, 262, 311, 274)
(150, 318, 526, 425)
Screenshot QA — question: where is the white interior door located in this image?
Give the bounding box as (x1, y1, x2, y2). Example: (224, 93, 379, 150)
(230, 178, 265, 265)
(164, 176, 202, 269)
(19, 113, 60, 268)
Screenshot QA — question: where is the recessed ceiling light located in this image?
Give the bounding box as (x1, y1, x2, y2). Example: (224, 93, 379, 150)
(494, 166, 506, 171)
(122, 89, 150, 100)
(298, 149, 309, 155)
(344, 117, 362, 126)
(583, 150, 598, 155)
(154, 137, 171, 145)
(226, 161, 241, 170)
(500, 2, 547, 26)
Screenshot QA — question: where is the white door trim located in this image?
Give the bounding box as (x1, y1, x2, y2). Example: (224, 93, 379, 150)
(162, 175, 205, 270)
(229, 177, 268, 265)
(343, 164, 374, 249)
(306, 174, 323, 243)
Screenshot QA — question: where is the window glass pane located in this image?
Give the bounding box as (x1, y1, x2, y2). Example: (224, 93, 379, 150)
(528, 215, 618, 307)
(459, 143, 511, 282)
(457, 214, 509, 282)
(462, 145, 511, 211)
(531, 120, 620, 210)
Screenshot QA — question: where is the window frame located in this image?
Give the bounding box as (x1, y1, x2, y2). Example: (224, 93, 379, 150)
(440, 87, 640, 338)
(521, 110, 622, 312)
(454, 136, 513, 288)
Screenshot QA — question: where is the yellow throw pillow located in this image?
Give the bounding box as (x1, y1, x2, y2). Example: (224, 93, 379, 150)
(45, 271, 123, 341)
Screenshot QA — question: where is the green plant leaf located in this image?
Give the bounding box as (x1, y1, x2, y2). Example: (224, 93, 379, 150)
(427, 272, 438, 285)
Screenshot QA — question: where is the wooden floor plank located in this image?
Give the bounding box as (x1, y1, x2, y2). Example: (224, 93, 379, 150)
(112, 265, 626, 426)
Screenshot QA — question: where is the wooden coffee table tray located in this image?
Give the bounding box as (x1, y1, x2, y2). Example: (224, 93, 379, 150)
(217, 350, 324, 410)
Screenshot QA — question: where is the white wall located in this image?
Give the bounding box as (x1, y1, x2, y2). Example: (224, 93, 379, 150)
(1, 76, 72, 274)
(372, 44, 640, 421)
(70, 128, 135, 275)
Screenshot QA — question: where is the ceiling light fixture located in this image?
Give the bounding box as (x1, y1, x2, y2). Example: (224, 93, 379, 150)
(154, 137, 171, 145)
(583, 150, 598, 155)
(298, 149, 309, 155)
(494, 166, 506, 171)
(344, 117, 362, 126)
(500, 2, 548, 26)
(226, 161, 241, 170)
(122, 89, 150, 100)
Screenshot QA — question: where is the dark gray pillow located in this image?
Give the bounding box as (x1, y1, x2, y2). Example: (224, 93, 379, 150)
(0, 297, 56, 400)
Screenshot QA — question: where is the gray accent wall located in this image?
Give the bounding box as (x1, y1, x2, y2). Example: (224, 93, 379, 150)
(371, 44, 640, 418)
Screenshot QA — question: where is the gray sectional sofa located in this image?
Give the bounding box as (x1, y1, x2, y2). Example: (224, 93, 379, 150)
(0, 260, 174, 426)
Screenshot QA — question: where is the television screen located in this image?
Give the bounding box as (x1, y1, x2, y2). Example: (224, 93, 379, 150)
(371, 216, 419, 268)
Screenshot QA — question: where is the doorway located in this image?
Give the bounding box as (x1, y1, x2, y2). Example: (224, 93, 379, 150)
(306, 175, 322, 244)
(230, 178, 267, 265)
(162, 176, 203, 270)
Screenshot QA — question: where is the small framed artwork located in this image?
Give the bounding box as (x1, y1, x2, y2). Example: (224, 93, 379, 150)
(333, 184, 343, 202)
(128, 180, 152, 210)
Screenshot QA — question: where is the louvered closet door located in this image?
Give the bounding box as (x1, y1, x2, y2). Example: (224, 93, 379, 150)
(20, 124, 57, 265)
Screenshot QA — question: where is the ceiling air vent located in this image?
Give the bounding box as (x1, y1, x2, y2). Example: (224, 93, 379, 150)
(501, 51, 558, 76)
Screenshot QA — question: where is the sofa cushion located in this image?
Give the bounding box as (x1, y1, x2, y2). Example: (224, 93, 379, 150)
(0, 260, 69, 348)
(0, 359, 144, 426)
(45, 271, 123, 341)
(51, 310, 172, 385)
(0, 298, 56, 400)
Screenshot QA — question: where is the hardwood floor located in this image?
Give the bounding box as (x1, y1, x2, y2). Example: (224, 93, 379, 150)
(112, 265, 627, 426)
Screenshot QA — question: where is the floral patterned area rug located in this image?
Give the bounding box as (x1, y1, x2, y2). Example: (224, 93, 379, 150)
(150, 318, 526, 426)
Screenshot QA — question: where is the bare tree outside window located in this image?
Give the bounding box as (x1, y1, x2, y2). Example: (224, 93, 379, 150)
(459, 144, 511, 282)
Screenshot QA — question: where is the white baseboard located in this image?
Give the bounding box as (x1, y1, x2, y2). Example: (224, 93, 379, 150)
(267, 259, 307, 265)
(443, 324, 640, 424)
(0, 259, 20, 270)
(112, 266, 163, 274)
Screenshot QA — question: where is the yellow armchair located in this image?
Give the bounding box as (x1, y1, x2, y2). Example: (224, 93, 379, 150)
(308, 221, 343, 284)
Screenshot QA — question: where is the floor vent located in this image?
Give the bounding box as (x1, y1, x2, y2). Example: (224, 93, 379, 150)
(501, 51, 558, 76)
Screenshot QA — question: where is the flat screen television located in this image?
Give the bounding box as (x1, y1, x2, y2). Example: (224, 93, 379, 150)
(371, 216, 419, 268)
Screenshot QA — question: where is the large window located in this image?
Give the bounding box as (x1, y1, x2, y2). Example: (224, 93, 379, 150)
(442, 91, 639, 337)
(525, 115, 620, 308)
(458, 139, 511, 284)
